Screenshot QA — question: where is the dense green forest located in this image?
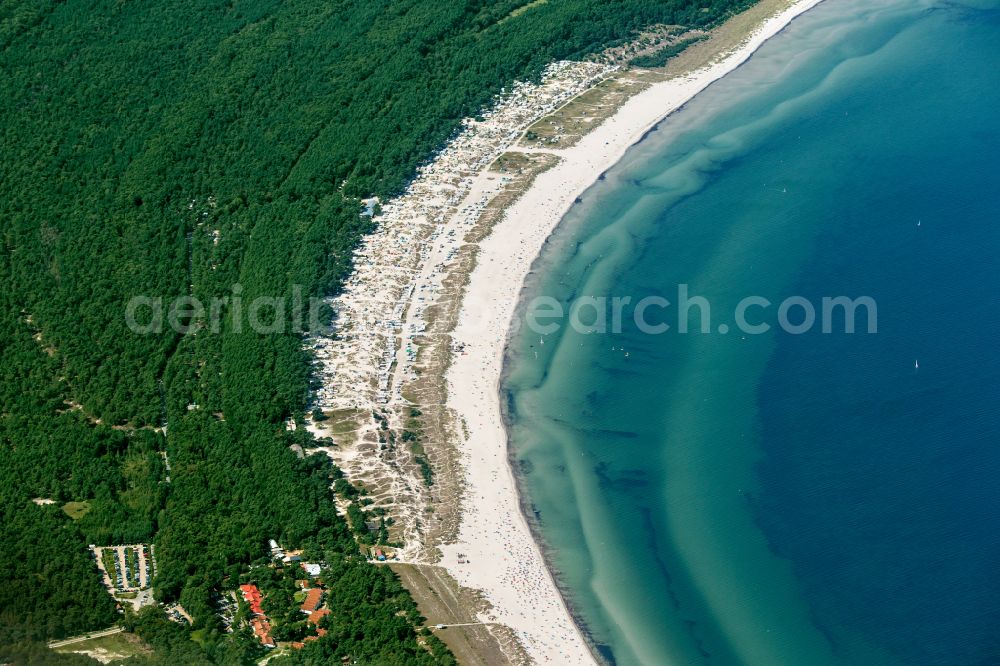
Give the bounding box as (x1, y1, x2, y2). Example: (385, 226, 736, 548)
(0, 0, 753, 662)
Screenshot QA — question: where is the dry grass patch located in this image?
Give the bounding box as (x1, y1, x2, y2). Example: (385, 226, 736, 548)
(391, 564, 530, 666)
(53, 632, 152, 663)
(519, 74, 654, 149)
(656, 0, 799, 77)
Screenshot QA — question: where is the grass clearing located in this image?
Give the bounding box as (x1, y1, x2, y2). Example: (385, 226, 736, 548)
(190, 628, 210, 648)
(53, 631, 151, 662)
(499, 0, 549, 25)
(62, 500, 91, 520)
(322, 407, 366, 435)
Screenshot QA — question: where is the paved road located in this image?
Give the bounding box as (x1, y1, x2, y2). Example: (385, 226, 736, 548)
(48, 626, 123, 649)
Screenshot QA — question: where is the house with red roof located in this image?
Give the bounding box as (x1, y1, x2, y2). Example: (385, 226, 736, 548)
(300, 587, 323, 614)
(307, 608, 330, 626)
(240, 584, 276, 648)
(239, 583, 265, 616)
(250, 617, 274, 648)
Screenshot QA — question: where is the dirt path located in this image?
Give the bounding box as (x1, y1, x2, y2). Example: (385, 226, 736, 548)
(47, 626, 123, 649)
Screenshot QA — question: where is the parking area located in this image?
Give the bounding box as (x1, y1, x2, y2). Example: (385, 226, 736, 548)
(90, 544, 156, 609)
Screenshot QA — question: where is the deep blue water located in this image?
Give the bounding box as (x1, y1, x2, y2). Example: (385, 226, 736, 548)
(503, 1, 1000, 664)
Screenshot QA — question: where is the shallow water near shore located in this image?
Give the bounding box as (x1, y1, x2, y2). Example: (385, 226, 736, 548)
(503, 0, 1000, 664)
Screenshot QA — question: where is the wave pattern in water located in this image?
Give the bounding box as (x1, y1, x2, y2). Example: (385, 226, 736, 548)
(504, 0, 1000, 664)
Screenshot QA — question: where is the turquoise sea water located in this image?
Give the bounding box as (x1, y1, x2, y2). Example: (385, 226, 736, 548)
(503, 1, 1000, 664)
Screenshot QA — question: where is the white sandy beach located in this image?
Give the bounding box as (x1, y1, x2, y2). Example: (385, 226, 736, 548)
(440, 0, 825, 663)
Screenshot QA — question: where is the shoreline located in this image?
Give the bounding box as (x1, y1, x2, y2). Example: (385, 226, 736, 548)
(442, 0, 825, 663)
